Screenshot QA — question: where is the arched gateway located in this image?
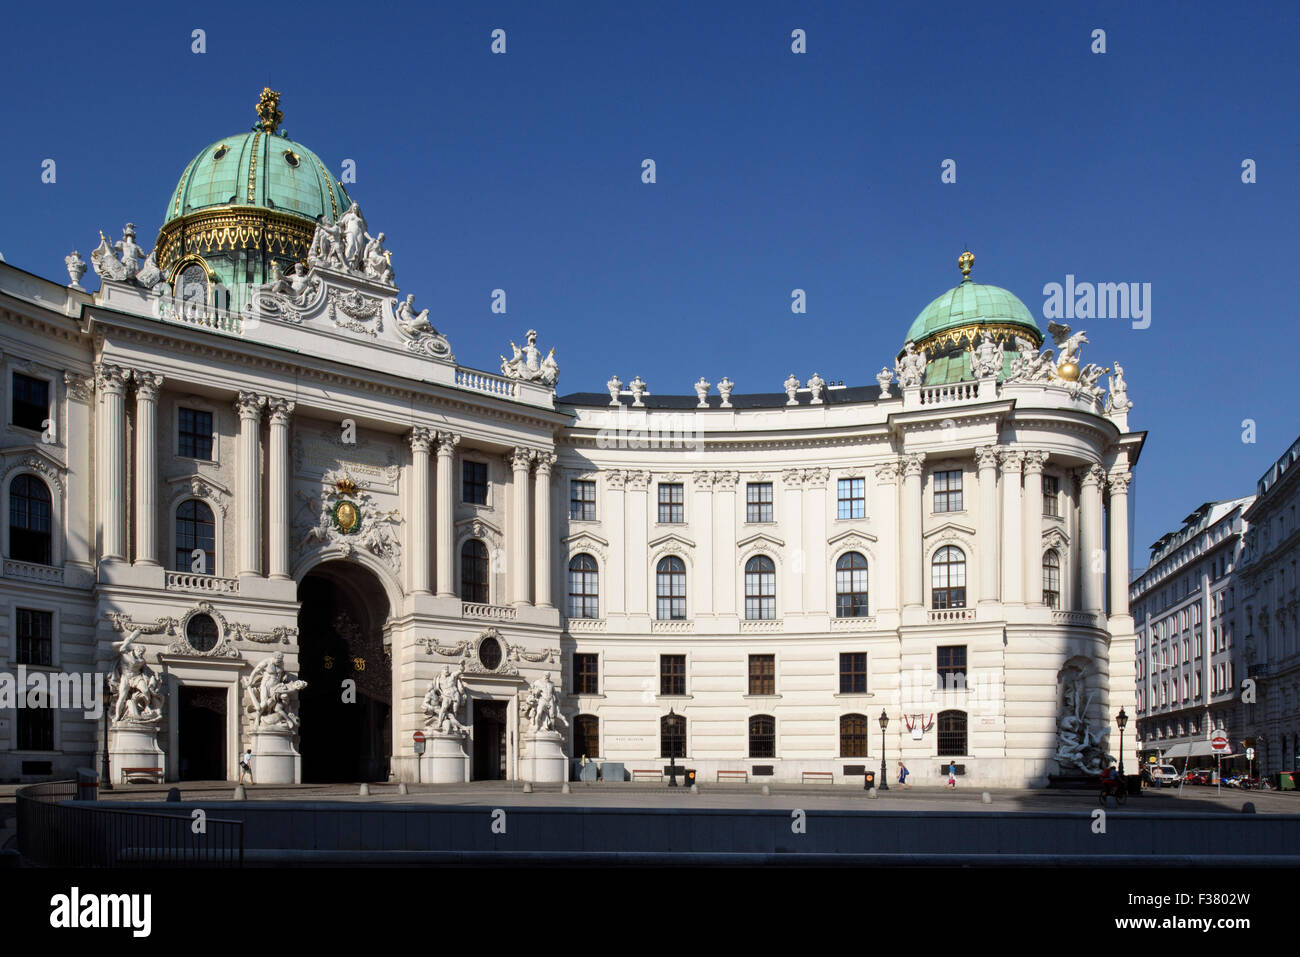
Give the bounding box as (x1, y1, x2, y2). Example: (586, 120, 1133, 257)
(296, 561, 392, 782)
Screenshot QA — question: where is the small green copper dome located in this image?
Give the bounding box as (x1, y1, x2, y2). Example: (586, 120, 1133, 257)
(163, 129, 351, 226)
(905, 275, 1040, 345)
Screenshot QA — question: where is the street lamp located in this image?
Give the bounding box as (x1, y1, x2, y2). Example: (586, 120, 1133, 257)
(100, 670, 113, 791)
(666, 708, 679, 787)
(878, 709, 890, 791)
(1115, 707, 1128, 779)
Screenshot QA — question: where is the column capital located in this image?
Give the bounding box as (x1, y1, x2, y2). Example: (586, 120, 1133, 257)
(408, 426, 434, 453)
(93, 362, 130, 395)
(509, 446, 536, 471)
(1108, 470, 1132, 494)
(874, 460, 901, 484)
(802, 466, 829, 484)
(781, 468, 806, 487)
(998, 448, 1025, 472)
(64, 371, 94, 403)
(1021, 450, 1048, 474)
(901, 452, 926, 478)
(1081, 463, 1108, 488)
(606, 469, 627, 489)
(267, 397, 296, 425)
(713, 470, 739, 490)
(131, 370, 164, 400)
(534, 451, 558, 475)
(974, 446, 999, 471)
(692, 470, 715, 488)
(625, 469, 651, 490)
(234, 391, 266, 419)
(434, 431, 460, 455)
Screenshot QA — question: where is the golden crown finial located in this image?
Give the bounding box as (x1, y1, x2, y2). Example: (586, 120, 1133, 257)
(255, 87, 283, 134)
(958, 250, 974, 280)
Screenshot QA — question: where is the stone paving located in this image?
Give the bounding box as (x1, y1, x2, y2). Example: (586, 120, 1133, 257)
(4, 779, 1290, 814)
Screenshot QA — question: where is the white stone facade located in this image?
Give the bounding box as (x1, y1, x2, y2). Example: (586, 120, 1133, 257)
(0, 212, 1144, 790)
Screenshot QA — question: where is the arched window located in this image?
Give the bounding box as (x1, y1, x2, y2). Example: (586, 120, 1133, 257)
(748, 715, 775, 758)
(744, 555, 776, 620)
(567, 553, 599, 619)
(573, 714, 599, 760)
(937, 710, 967, 756)
(835, 552, 869, 618)
(840, 713, 868, 757)
(461, 539, 489, 604)
(1043, 549, 1061, 609)
(660, 712, 686, 758)
(931, 546, 966, 609)
(656, 556, 687, 620)
(8, 475, 52, 565)
(175, 499, 215, 573)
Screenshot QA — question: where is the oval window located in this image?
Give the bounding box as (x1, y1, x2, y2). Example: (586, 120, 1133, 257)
(282, 149, 300, 168)
(213, 145, 229, 161)
(187, 614, 219, 653)
(478, 636, 502, 671)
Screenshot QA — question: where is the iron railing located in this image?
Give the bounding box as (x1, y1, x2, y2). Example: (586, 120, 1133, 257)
(16, 780, 244, 867)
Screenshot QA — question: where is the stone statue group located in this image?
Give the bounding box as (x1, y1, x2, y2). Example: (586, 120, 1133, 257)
(108, 630, 164, 726)
(241, 651, 308, 733)
(421, 666, 567, 737)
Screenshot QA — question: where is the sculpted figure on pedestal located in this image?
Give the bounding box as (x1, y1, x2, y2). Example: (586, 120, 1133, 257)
(109, 630, 164, 725)
(521, 673, 568, 733)
(242, 651, 308, 732)
(1106, 362, 1132, 413)
(969, 335, 1004, 378)
(422, 663, 469, 735)
(500, 329, 560, 387)
(894, 341, 927, 388)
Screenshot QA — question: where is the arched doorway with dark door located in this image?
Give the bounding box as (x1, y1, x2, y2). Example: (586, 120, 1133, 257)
(296, 560, 393, 782)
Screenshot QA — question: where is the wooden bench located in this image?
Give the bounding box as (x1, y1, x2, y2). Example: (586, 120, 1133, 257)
(120, 766, 163, 784)
(716, 770, 749, 783)
(801, 771, 834, 784)
(631, 769, 663, 782)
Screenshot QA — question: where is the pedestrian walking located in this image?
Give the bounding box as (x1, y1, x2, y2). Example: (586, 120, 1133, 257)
(897, 761, 909, 787)
(239, 748, 254, 785)
(947, 760, 957, 789)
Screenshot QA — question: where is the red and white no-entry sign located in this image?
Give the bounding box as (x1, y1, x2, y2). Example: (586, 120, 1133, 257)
(1211, 730, 1229, 752)
(413, 731, 426, 744)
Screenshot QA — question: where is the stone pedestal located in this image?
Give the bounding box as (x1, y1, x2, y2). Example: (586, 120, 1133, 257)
(522, 730, 566, 783)
(250, 728, 302, 784)
(419, 731, 470, 783)
(110, 724, 166, 783)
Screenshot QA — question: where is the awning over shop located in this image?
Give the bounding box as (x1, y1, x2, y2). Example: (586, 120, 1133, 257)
(1161, 740, 1237, 760)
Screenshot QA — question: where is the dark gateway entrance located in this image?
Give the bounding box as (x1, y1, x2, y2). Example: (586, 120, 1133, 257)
(297, 562, 392, 782)
(177, 686, 226, 781)
(473, 700, 508, 781)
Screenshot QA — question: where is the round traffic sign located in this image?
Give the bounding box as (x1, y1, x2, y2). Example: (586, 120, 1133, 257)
(1211, 730, 1229, 752)
(413, 731, 426, 744)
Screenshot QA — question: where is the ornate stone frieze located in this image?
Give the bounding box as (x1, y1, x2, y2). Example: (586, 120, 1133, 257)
(326, 288, 384, 336)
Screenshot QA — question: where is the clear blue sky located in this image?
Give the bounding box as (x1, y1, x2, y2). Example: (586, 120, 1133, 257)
(1, 0, 1295, 563)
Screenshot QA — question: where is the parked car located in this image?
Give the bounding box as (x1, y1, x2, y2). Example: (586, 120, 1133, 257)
(1151, 764, 1180, 787)
(1184, 768, 1214, 785)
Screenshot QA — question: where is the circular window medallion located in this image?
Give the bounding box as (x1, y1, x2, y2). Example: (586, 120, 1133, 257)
(187, 614, 220, 653)
(478, 636, 502, 671)
(283, 149, 300, 167)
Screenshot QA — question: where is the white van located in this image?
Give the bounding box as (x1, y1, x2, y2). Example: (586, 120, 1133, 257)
(1150, 764, 1180, 787)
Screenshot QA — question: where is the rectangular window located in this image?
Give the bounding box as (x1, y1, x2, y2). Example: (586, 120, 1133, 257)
(177, 408, 214, 460)
(16, 609, 53, 666)
(17, 708, 53, 752)
(569, 480, 596, 521)
(657, 483, 684, 523)
(745, 482, 773, 523)
(660, 654, 686, 696)
(1042, 475, 1060, 517)
(839, 652, 867, 694)
(462, 461, 489, 505)
(937, 645, 967, 690)
(933, 470, 963, 512)
(837, 478, 865, 520)
(573, 653, 599, 695)
(661, 714, 686, 759)
(12, 373, 50, 433)
(749, 654, 775, 695)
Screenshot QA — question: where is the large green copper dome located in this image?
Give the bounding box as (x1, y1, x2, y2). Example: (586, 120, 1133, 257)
(905, 274, 1040, 346)
(162, 130, 350, 227)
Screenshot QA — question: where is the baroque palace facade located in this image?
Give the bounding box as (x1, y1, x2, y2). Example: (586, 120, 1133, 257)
(0, 91, 1144, 787)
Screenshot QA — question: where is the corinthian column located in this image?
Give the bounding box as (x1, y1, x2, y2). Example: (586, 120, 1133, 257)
(267, 398, 295, 580)
(1108, 470, 1133, 624)
(975, 446, 999, 605)
(900, 453, 925, 611)
(434, 431, 459, 597)
(406, 427, 433, 594)
(509, 447, 535, 606)
(534, 452, 557, 608)
(1079, 464, 1107, 615)
(1000, 449, 1024, 605)
(95, 363, 130, 561)
(1022, 450, 1047, 604)
(235, 391, 265, 577)
(132, 371, 163, 566)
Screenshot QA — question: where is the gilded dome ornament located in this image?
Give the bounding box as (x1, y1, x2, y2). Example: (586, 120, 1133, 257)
(255, 87, 283, 134)
(958, 249, 974, 280)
